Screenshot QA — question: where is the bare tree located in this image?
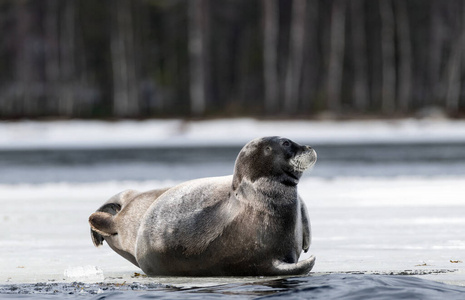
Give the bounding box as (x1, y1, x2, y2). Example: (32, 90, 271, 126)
(284, 0, 307, 114)
(59, 0, 77, 116)
(262, 0, 279, 114)
(300, 0, 319, 113)
(429, 1, 445, 106)
(111, 0, 139, 118)
(379, 0, 396, 113)
(326, 0, 346, 111)
(44, 0, 60, 115)
(188, 0, 207, 116)
(445, 2, 465, 111)
(14, 0, 36, 116)
(350, 0, 369, 111)
(395, 0, 412, 112)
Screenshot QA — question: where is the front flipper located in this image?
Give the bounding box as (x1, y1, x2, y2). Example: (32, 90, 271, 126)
(300, 198, 311, 252)
(272, 255, 316, 275)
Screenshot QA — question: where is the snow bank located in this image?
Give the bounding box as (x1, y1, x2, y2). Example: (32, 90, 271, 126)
(2, 118, 465, 149)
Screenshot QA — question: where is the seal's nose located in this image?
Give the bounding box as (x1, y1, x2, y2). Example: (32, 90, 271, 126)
(304, 145, 315, 155)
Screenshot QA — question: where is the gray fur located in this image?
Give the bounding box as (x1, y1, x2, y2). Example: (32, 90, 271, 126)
(89, 136, 317, 276)
(89, 188, 170, 266)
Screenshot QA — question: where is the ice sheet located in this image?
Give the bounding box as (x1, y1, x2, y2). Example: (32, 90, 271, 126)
(2, 118, 465, 149)
(1, 177, 464, 286)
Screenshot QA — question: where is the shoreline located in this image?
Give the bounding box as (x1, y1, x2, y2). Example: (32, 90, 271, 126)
(2, 118, 465, 150)
(1, 269, 464, 289)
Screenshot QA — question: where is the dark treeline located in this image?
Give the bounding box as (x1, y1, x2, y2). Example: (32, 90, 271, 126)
(1, 0, 465, 119)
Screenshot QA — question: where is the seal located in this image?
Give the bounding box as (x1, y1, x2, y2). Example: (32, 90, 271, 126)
(89, 136, 317, 276)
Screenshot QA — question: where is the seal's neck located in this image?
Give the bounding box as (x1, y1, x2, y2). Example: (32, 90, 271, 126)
(233, 177, 298, 211)
(232, 167, 300, 191)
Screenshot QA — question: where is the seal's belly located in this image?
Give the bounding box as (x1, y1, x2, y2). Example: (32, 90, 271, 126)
(139, 213, 302, 276)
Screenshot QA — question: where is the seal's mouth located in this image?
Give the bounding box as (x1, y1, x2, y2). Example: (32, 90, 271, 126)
(289, 147, 317, 173)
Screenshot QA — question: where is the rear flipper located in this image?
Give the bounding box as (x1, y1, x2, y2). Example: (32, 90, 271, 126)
(272, 255, 316, 275)
(89, 203, 121, 247)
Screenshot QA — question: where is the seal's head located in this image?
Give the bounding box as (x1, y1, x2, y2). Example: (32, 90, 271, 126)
(233, 136, 317, 188)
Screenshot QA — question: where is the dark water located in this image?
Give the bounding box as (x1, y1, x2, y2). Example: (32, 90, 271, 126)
(1, 275, 465, 299)
(1, 142, 465, 184)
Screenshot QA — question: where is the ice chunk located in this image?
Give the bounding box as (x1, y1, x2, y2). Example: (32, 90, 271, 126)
(64, 265, 104, 282)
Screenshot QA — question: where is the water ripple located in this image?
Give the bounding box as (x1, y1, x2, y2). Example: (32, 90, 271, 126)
(1, 274, 465, 300)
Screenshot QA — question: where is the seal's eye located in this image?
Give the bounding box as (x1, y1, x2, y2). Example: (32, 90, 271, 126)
(282, 140, 290, 147)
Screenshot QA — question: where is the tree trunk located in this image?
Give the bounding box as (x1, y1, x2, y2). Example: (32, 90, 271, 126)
(262, 0, 279, 114)
(111, 0, 139, 118)
(74, 2, 93, 116)
(429, 1, 444, 106)
(59, 0, 76, 117)
(395, 0, 412, 112)
(326, 0, 346, 112)
(45, 0, 60, 115)
(379, 0, 396, 113)
(284, 0, 307, 114)
(14, 0, 35, 116)
(188, 0, 207, 116)
(300, 0, 318, 113)
(350, 0, 369, 111)
(445, 3, 465, 111)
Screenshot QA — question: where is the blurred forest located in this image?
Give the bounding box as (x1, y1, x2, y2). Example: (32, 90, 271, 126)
(1, 0, 465, 119)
